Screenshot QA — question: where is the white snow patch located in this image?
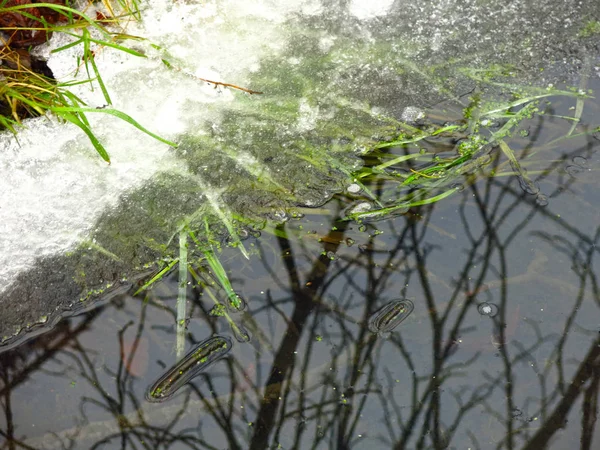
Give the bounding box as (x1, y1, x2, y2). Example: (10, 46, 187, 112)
(0, 0, 321, 293)
(348, 0, 394, 20)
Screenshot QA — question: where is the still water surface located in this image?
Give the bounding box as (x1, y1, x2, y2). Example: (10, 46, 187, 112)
(1, 80, 600, 449)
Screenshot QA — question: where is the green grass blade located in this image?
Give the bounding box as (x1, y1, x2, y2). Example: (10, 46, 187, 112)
(86, 37, 147, 58)
(176, 230, 188, 359)
(198, 221, 244, 311)
(88, 49, 112, 104)
(51, 37, 84, 54)
(3, 3, 108, 34)
(50, 107, 177, 147)
(133, 259, 178, 296)
(54, 110, 111, 162)
(187, 265, 246, 339)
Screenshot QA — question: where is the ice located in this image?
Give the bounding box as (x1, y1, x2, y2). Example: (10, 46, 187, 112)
(0, 0, 321, 294)
(0, 0, 594, 300)
(348, 0, 394, 20)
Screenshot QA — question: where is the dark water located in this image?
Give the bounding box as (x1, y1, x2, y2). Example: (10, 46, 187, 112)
(2, 80, 600, 449)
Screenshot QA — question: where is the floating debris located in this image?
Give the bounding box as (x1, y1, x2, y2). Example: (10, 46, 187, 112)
(441, 338, 461, 359)
(209, 303, 226, 317)
(368, 299, 414, 335)
(146, 335, 232, 402)
(477, 302, 499, 318)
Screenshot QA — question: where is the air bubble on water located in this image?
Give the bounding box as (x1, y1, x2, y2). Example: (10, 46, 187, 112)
(535, 193, 548, 206)
(270, 209, 289, 222)
(358, 225, 367, 233)
(565, 164, 584, 177)
(477, 302, 499, 317)
(326, 251, 338, 261)
(347, 183, 362, 194)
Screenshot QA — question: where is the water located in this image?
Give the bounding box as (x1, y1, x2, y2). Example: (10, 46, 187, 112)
(2, 0, 600, 448)
(2, 84, 599, 447)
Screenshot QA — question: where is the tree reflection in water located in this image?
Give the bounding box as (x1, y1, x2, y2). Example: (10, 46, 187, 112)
(2, 136, 600, 450)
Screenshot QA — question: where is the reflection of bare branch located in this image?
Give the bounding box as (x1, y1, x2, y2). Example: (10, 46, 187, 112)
(522, 335, 600, 450)
(249, 221, 350, 450)
(1, 108, 599, 449)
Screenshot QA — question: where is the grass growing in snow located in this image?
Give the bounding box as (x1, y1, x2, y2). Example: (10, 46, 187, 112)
(0, 0, 175, 162)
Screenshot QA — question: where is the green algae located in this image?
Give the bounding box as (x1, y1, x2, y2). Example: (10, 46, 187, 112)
(579, 21, 600, 37)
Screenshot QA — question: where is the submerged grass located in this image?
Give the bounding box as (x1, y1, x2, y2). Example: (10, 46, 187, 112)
(130, 72, 598, 336)
(344, 80, 595, 222)
(133, 221, 250, 358)
(176, 229, 188, 359)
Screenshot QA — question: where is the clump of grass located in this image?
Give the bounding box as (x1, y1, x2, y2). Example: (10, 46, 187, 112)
(0, 0, 175, 162)
(344, 81, 594, 222)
